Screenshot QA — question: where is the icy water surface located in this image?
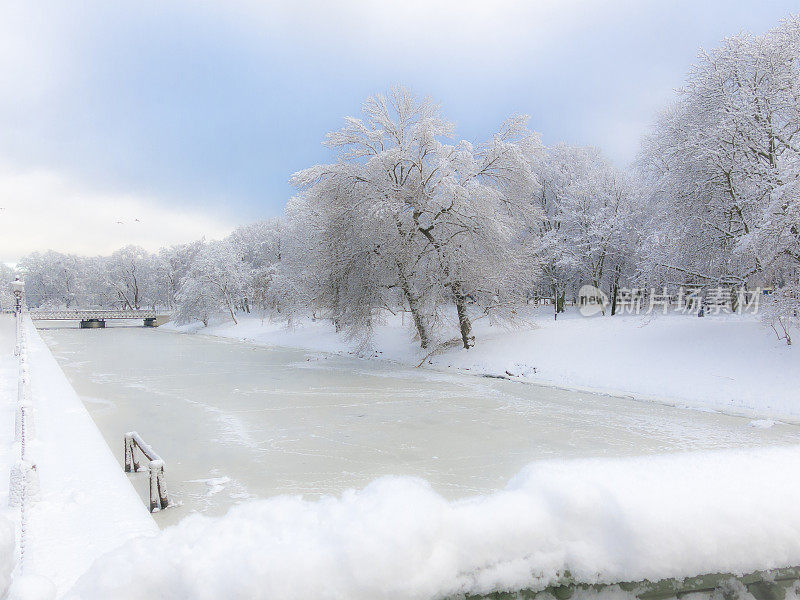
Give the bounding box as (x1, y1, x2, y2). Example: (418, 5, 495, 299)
(39, 323, 800, 527)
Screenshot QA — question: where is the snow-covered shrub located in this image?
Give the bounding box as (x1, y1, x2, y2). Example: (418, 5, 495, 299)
(762, 285, 800, 345)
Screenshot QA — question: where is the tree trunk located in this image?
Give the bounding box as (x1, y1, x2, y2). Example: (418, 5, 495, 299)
(556, 290, 565, 313)
(610, 281, 619, 315)
(453, 281, 473, 349)
(331, 281, 343, 332)
(552, 282, 566, 314)
(396, 261, 430, 349)
(228, 302, 238, 324)
(405, 291, 430, 349)
(592, 278, 606, 316)
(610, 264, 622, 316)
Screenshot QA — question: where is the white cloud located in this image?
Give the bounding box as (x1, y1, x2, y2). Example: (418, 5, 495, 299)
(223, 0, 635, 65)
(0, 166, 234, 262)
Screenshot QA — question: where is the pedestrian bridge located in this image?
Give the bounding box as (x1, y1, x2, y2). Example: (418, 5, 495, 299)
(29, 309, 170, 328)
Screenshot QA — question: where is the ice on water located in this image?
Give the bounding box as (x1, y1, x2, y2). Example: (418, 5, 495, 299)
(40, 325, 800, 528)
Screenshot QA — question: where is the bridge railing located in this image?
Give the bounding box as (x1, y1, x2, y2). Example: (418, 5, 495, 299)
(30, 309, 158, 320)
(124, 431, 169, 512)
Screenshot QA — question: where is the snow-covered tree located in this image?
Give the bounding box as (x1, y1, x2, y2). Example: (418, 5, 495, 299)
(154, 240, 205, 310)
(228, 219, 285, 315)
(638, 16, 800, 340)
(104, 246, 159, 310)
(528, 144, 642, 314)
(18, 251, 84, 308)
(293, 86, 542, 349)
(639, 17, 800, 285)
(174, 240, 249, 325)
(0, 263, 17, 311)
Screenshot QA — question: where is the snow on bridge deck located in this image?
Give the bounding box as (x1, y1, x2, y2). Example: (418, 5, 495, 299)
(0, 314, 157, 594)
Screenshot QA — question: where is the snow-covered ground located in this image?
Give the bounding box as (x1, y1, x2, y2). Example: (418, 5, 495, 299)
(165, 308, 800, 421)
(0, 315, 157, 597)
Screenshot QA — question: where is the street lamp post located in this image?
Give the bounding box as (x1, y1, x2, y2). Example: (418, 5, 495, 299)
(11, 277, 25, 315)
(11, 277, 25, 352)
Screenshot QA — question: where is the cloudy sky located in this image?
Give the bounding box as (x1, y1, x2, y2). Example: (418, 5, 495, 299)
(0, 0, 796, 262)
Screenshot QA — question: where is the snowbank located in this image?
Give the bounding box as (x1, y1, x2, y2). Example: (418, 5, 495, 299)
(166, 310, 800, 420)
(67, 445, 800, 600)
(0, 317, 18, 596)
(0, 515, 15, 597)
(437, 312, 800, 420)
(0, 316, 158, 595)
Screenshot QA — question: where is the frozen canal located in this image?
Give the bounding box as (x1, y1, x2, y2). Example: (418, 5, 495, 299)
(39, 323, 800, 527)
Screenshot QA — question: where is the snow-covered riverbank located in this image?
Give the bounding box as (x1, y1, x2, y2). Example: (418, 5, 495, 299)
(166, 309, 800, 421)
(0, 315, 157, 597)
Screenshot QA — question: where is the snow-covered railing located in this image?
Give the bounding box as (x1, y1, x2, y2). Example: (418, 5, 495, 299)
(124, 432, 169, 512)
(9, 309, 40, 576)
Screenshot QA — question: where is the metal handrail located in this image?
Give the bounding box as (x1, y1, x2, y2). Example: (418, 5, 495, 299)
(124, 432, 169, 512)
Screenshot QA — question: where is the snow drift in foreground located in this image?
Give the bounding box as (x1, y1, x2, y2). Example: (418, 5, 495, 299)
(68, 446, 800, 600)
(0, 515, 14, 598)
